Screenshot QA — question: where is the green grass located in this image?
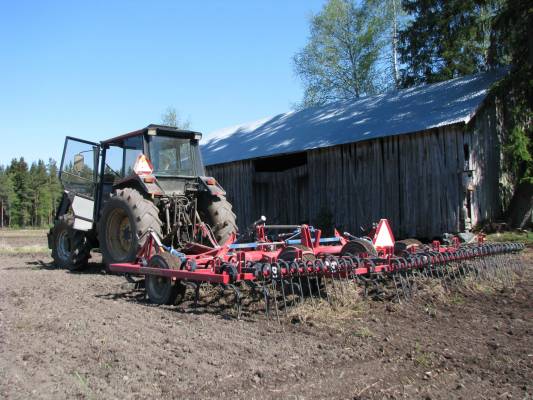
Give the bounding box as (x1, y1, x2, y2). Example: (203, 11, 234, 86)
(353, 326, 373, 338)
(0, 245, 49, 254)
(485, 230, 533, 244)
(0, 229, 48, 238)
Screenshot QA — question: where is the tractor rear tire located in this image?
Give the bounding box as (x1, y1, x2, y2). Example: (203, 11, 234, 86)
(200, 195, 238, 246)
(98, 188, 163, 265)
(49, 215, 91, 271)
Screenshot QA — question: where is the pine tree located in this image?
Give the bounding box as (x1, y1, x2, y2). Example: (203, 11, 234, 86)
(47, 159, 63, 225)
(398, 0, 500, 87)
(29, 160, 52, 226)
(0, 167, 15, 228)
(7, 158, 33, 227)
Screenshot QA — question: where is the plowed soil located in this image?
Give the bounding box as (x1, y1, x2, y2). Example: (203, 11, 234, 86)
(0, 232, 532, 400)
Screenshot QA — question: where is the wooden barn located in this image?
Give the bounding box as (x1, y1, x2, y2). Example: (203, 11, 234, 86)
(202, 70, 508, 239)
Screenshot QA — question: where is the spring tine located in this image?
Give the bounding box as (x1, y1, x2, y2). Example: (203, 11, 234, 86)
(312, 262, 322, 300)
(327, 258, 340, 306)
(303, 261, 317, 304)
(317, 260, 331, 304)
(276, 262, 288, 313)
(295, 261, 305, 303)
(227, 284, 242, 319)
(280, 280, 288, 313)
(262, 282, 271, 318)
(270, 280, 281, 323)
(391, 273, 402, 303)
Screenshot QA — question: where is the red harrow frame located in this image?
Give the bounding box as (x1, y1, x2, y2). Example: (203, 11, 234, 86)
(109, 219, 525, 319)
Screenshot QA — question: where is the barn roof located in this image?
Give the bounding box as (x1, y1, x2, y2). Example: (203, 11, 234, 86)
(201, 69, 506, 166)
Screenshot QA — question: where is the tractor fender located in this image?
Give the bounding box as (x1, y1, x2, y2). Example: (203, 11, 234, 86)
(113, 174, 164, 196)
(198, 176, 226, 197)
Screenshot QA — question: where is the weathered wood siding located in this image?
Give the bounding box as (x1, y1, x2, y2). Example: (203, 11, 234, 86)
(206, 104, 501, 239)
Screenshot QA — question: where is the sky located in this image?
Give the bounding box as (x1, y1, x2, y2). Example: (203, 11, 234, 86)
(0, 0, 325, 165)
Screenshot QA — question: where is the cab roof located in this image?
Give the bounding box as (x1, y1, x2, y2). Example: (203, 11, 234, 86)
(101, 124, 202, 146)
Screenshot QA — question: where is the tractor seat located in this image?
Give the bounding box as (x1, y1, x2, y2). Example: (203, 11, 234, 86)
(102, 174, 117, 199)
(102, 173, 116, 184)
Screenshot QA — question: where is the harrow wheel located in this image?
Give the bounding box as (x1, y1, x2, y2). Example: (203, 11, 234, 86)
(394, 238, 423, 256)
(341, 239, 377, 257)
(145, 253, 186, 305)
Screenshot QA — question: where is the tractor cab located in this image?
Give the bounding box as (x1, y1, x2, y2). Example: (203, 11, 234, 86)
(60, 125, 204, 197)
(58, 125, 207, 226)
(52, 124, 237, 270)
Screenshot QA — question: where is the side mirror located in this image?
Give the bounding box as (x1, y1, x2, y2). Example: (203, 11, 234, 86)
(73, 153, 85, 173)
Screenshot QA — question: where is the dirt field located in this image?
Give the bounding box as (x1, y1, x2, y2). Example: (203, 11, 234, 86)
(1, 231, 532, 400)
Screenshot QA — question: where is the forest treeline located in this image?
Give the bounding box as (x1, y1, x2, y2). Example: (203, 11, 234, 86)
(0, 158, 62, 228)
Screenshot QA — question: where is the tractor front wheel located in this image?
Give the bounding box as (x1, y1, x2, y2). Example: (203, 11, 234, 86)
(49, 215, 91, 271)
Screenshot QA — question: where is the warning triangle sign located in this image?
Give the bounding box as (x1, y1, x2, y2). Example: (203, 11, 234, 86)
(133, 154, 154, 175)
(373, 219, 395, 248)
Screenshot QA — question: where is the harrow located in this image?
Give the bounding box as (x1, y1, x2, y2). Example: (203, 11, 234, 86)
(109, 218, 526, 319)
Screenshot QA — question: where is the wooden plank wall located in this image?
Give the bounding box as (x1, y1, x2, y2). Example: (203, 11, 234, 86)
(467, 99, 504, 225)
(206, 106, 502, 239)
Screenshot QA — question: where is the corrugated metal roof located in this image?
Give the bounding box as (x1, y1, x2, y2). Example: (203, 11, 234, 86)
(201, 69, 506, 166)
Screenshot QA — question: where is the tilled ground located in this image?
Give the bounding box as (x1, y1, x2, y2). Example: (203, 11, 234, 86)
(0, 234, 532, 400)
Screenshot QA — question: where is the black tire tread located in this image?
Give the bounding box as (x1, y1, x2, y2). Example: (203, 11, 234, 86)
(49, 215, 91, 271)
(202, 196, 238, 245)
(98, 188, 163, 265)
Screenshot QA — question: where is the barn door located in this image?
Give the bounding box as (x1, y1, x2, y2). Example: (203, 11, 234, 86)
(252, 167, 309, 225)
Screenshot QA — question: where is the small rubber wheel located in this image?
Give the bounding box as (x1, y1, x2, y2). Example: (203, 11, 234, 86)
(145, 253, 186, 305)
(341, 239, 377, 256)
(394, 238, 423, 255)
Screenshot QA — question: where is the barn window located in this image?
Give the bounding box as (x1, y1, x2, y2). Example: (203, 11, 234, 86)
(463, 144, 470, 168)
(254, 152, 307, 172)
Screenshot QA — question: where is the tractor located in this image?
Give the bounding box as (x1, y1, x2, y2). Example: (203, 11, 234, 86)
(48, 124, 238, 270)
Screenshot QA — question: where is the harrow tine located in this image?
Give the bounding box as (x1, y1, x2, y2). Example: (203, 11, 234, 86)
(275, 262, 288, 313)
(391, 273, 403, 303)
(227, 284, 242, 319)
(270, 281, 281, 323)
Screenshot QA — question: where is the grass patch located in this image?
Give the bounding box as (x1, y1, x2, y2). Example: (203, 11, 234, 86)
(0, 229, 48, 238)
(486, 230, 533, 245)
(353, 326, 373, 338)
(287, 283, 367, 327)
(449, 293, 465, 305)
(413, 343, 433, 368)
(0, 245, 49, 254)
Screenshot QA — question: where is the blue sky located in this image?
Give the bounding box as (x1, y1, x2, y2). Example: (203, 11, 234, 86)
(0, 0, 325, 165)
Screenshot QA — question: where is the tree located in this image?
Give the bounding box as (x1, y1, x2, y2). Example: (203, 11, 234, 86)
(0, 168, 15, 228)
(29, 160, 52, 227)
(364, 0, 409, 90)
(398, 0, 500, 87)
(161, 106, 191, 129)
(47, 159, 62, 225)
(7, 158, 32, 227)
(293, 0, 386, 107)
(488, 0, 533, 228)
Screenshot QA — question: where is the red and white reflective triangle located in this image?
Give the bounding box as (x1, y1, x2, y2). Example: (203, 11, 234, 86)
(373, 219, 395, 248)
(133, 154, 154, 175)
